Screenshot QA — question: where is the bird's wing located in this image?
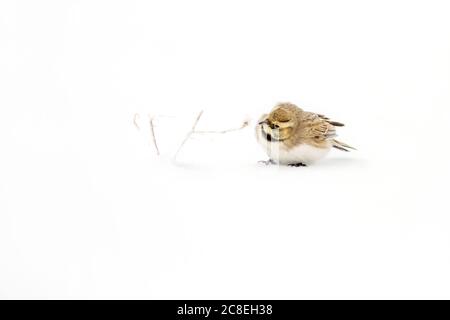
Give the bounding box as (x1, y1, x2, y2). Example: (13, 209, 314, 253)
(318, 114, 345, 127)
(298, 112, 342, 141)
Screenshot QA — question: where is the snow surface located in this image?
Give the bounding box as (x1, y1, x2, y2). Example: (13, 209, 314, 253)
(1, 0, 450, 299)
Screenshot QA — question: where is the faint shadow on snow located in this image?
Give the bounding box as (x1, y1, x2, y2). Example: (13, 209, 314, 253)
(168, 157, 368, 172)
(170, 161, 212, 171)
(313, 157, 368, 169)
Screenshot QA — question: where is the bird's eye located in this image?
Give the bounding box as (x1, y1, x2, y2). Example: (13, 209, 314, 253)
(270, 123, 279, 129)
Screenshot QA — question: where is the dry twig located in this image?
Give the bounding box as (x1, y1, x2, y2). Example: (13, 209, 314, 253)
(135, 111, 249, 159)
(174, 110, 204, 160)
(148, 115, 160, 156)
(174, 111, 249, 160)
(133, 113, 140, 130)
(195, 120, 249, 134)
(133, 113, 160, 156)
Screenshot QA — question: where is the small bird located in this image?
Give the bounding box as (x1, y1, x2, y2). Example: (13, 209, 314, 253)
(256, 102, 355, 166)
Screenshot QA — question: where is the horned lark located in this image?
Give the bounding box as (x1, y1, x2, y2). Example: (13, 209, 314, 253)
(256, 102, 355, 166)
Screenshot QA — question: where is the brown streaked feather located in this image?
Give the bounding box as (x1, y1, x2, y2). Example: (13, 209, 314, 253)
(261, 103, 355, 152)
(333, 144, 350, 152)
(296, 112, 336, 141)
(318, 114, 345, 127)
(327, 121, 345, 127)
(332, 139, 356, 151)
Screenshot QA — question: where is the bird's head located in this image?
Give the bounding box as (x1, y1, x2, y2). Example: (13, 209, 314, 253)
(258, 104, 299, 141)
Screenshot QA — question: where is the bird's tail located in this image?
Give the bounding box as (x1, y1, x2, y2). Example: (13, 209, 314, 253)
(332, 139, 356, 152)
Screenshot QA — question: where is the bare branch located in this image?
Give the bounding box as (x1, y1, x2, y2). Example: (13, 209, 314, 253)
(137, 111, 249, 160)
(174, 110, 204, 160)
(148, 115, 160, 156)
(194, 119, 249, 134)
(133, 113, 140, 130)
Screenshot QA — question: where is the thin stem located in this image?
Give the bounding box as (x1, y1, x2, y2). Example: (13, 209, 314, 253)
(174, 110, 204, 160)
(195, 120, 249, 134)
(133, 113, 140, 130)
(149, 115, 160, 156)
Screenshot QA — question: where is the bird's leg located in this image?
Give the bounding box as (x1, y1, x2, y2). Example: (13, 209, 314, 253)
(288, 162, 307, 167)
(258, 159, 276, 165)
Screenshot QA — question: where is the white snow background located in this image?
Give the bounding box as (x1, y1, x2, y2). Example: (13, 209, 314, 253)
(1, 0, 450, 299)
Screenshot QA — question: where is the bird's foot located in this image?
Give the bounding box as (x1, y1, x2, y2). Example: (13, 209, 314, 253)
(288, 162, 307, 167)
(258, 159, 276, 166)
